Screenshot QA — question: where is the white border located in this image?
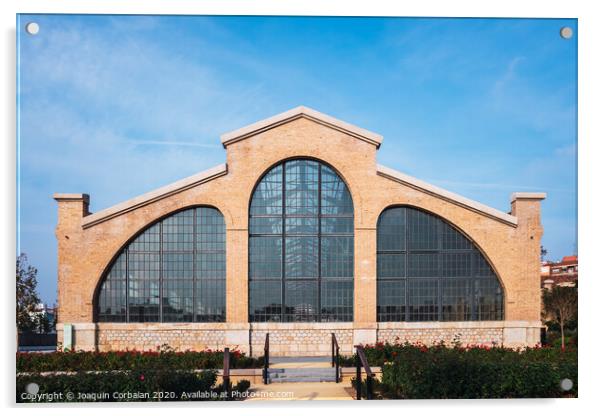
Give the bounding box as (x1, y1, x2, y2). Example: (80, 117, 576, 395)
(3, 1, 599, 415)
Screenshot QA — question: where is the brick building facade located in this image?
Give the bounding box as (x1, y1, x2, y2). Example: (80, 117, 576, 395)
(54, 107, 545, 355)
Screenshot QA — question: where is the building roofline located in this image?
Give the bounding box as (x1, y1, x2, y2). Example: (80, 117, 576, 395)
(376, 164, 518, 227)
(220, 106, 383, 148)
(81, 164, 228, 229)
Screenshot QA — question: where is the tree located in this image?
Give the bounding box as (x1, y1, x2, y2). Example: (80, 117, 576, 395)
(16, 253, 40, 332)
(543, 286, 577, 349)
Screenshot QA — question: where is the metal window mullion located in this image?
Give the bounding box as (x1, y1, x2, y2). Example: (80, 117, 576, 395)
(125, 248, 129, 323)
(159, 222, 163, 323)
(317, 164, 322, 322)
(437, 219, 442, 321)
(404, 208, 408, 321)
(193, 209, 197, 322)
(281, 162, 286, 322)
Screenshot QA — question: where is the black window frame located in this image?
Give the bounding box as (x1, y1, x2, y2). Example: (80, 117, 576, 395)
(377, 206, 504, 322)
(249, 159, 354, 322)
(96, 206, 226, 323)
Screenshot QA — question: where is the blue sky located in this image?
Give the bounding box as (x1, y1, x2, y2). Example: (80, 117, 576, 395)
(17, 15, 577, 305)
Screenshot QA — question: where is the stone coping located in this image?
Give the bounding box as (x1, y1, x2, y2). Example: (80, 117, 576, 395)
(250, 322, 354, 330)
(96, 322, 249, 330)
(53, 193, 90, 203)
(70, 321, 542, 330)
(220, 106, 383, 148)
(377, 164, 519, 227)
(377, 320, 543, 330)
(80, 163, 228, 228)
(511, 192, 547, 203)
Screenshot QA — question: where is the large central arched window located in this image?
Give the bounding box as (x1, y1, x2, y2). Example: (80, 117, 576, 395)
(377, 206, 504, 322)
(249, 159, 354, 322)
(96, 207, 226, 323)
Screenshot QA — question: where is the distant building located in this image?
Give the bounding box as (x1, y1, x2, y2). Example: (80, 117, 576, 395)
(541, 255, 578, 290)
(29, 303, 57, 334)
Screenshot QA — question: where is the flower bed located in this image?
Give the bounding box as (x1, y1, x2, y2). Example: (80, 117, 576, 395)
(347, 341, 577, 399)
(17, 370, 251, 402)
(17, 347, 263, 373)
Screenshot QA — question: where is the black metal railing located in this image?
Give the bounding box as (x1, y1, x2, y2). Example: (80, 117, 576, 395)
(331, 332, 340, 383)
(223, 347, 231, 400)
(263, 333, 270, 385)
(354, 345, 375, 400)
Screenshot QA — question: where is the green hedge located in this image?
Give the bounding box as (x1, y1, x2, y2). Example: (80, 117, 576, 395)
(17, 348, 263, 373)
(17, 370, 250, 402)
(356, 342, 577, 399)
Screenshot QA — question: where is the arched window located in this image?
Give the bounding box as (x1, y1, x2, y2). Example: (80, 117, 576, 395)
(249, 159, 354, 322)
(377, 207, 504, 322)
(96, 207, 226, 322)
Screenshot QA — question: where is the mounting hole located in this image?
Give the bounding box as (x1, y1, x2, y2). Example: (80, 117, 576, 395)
(25, 22, 39, 35)
(560, 27, 573, 39)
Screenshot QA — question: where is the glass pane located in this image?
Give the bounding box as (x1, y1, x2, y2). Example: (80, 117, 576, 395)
(321, 279, 353, 321)
(440, 252, 472, 277)
(377, 207, 406, 251)
(285, 217, 318, 234)
(284, 280, 318, 322)
(321, 236, 353, 278)
(162, 279, 194, 322)
(249, 236, 282, 279)
(377, 253, 406, 278)
(321, 217, 353, 234)
(250, 216, 282, 234)
(441, 278, 471, 321)
(407, 279, 438, 321)
(474, 278, 504, 320)
(407, 253, 439, 277)
(441, 221, 472, 250)
(407, 209, 439, 250)
(321, 165, 353, 215)
(250, 164, 283, 216)
(162, 210, 194, 251)
(285, 160, 319, 215)
(196, 278, 225, 322)
(377, 279, 406, 321)
(285, 237, 319, 278)
(249, 280, 282, 322)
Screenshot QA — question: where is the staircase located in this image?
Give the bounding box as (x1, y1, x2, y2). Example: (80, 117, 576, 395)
(267, 356, 338, 383)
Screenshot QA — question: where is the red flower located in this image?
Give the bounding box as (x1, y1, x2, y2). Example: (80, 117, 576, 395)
(139, 374, 145, 381)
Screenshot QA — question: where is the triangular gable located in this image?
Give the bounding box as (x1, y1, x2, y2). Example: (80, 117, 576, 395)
(220, 106, 383, 148)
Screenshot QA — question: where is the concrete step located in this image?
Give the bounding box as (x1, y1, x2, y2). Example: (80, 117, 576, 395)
(270, 376, 336, 383)
(265, 355, 339, 383)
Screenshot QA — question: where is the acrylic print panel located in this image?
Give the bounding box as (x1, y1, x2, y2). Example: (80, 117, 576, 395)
(16, 14, 577, 402)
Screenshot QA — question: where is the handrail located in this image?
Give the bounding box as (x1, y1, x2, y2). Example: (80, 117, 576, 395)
(223, 347, 231, 400)
(354, 345, 375, 400)
(263, 333, 270, 385)
(331, 333, 340, 383)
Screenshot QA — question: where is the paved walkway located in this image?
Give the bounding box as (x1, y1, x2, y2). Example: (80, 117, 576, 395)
(244, 381, 353, 401)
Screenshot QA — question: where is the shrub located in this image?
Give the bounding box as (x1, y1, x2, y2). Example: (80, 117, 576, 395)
(17, 369, 251, 402)
(17, 348, 263, 373)
(359, 342, 578, 399)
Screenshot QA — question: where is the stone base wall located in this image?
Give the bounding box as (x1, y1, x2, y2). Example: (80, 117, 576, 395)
(249, 323, 354, 357)
(378, 327, 503, 346)
(60, 320, 541, 353)
(377, 321, 541, 347)
(97, 323, 226, 352)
